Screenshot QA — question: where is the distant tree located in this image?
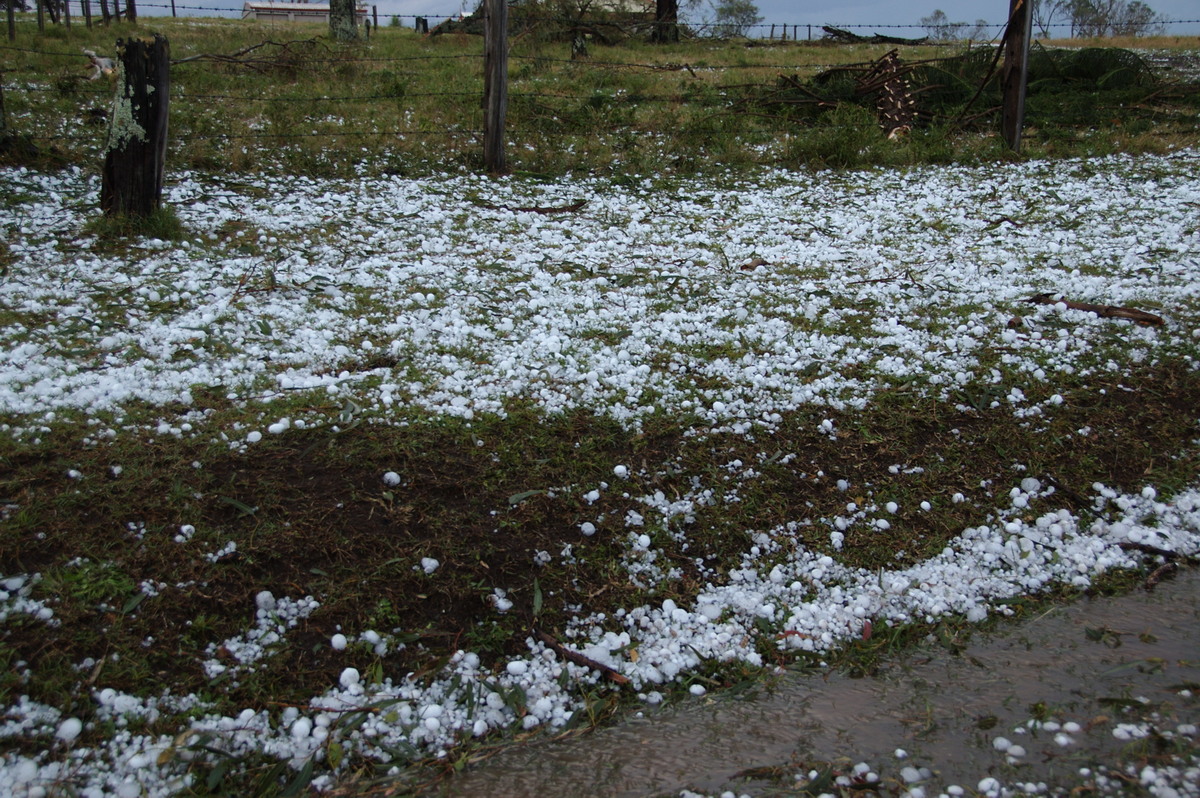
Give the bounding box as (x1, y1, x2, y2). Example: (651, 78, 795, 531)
(3, 0, 32, 11)
(1032, 0, 1067, 37)
(1062, 0, 1164, 37)
(330, 0, 359, 41)
(920, 9, 965, 41)
(710, 0, 761, 38)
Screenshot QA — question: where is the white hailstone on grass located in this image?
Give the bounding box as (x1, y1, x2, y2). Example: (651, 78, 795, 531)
(894, 748, 908, 759)
(421, 557, 440, 574)
(613, 465, 629, 479)
(291, 717, 313, 739)
(689, 684, 706, 697)
(1007, 744, 1027, 758)
(992, 737, 1012, 751)
(246, 431, 262, 443)
(885, 501, 898, 513)
(1063, 721, 1081, 734)
(255, 591, 276, 612)
(330, 634, 347, 650)
(268, 418, 291, 434)
(875, 519, 891, 530)
(920, 501, 932, 511)
(900, 766, 925, 783)
(339, 667, 360, 689)
(712, 401, 726, 413)
(56, 717, 83, 742)
(66, 469, 82, 480)
(1054, 732, 1073, 747)
(952, 492, 965, 503)
(1141, 486, 1157, 501)
(382, 471, 402, 487)
(580, 522, 597, 536)
(584, 489, 601, 503)
(506, 661, 528, 676)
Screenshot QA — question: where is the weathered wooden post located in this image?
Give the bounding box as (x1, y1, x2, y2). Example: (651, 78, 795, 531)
(101, 35, 169, 218)
(126, 0, 137, 23)
(36, 0, 45, 33)
(1000, 0, 1032, 152)
(6, 1, 15, 42)
(482, 0, 507, 174)
(84, 0, 92, 29)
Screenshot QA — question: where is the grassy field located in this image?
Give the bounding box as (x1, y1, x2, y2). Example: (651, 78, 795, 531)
(2, 15, 1200, 798)
(1, 17, 1199, 176)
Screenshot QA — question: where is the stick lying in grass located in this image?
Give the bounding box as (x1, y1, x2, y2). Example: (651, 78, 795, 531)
(533, 628, 630, 685)
(472, 199, 588, 215)
(1026, 293, 1165, 326)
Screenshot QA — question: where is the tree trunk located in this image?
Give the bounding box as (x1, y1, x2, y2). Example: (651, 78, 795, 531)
(651, 0, 678, 43)
(101, 35, 170, 218)
(329, 0, 359, 41)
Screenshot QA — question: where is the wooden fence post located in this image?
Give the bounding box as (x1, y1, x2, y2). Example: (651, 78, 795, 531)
(101, 35, 169, 217)
(1000, 0, 1032, 152)
(482, 0, 507, 174)
(6, 1, 15, 42)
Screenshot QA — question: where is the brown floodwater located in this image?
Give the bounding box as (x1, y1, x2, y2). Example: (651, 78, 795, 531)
(444, 569, 1200, 796)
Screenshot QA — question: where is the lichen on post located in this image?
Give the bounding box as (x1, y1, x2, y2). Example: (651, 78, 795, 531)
(100, 34, 170, 218)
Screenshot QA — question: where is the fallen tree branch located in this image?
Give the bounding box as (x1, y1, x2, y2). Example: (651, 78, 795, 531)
(1118, 541, 1184, 559)
(534, 628, 630, 685)
(1144, 560, 1178, 590)
(473, 199, 588, 215)
(1025, 293, 1164, 326)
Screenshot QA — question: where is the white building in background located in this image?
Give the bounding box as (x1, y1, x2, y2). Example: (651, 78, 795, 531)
(241, 2, 369, 24)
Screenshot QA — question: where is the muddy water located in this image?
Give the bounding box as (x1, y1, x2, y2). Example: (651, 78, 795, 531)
(448, 570, 1200, 796)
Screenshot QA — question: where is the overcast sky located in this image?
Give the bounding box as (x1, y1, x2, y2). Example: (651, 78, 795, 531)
(163, 0, 1200, 36)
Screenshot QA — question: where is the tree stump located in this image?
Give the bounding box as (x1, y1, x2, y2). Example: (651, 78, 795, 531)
(100, 35, 169, 218)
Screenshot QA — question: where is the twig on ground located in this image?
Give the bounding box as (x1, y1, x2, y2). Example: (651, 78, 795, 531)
(1026, 293, 1165, 326)
(533, 627, 630, 685)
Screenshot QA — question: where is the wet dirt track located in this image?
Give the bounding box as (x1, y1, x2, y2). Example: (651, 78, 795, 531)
(447, 569, 1200, 796)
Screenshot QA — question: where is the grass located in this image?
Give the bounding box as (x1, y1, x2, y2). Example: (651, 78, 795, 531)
(2, 13, 1200, 797)
(0, 17, 1197, 177)
(2, 358, 1197, 784)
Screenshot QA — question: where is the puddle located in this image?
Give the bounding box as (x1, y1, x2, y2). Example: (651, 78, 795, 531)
(445, 569, 1200, 796)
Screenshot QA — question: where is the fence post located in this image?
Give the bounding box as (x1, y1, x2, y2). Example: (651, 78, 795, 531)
(37, 0, 44, 33)
(482, 0, 508, 174)
(126, 0, 136, 23)
(101, 35, 169, 217)
(84, 0, 92, 28)
(6, 1, 15, 41)
(1000, 0, 1032, 152)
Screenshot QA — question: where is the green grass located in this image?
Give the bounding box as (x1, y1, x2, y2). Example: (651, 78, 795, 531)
(1, 17, 1197, 177)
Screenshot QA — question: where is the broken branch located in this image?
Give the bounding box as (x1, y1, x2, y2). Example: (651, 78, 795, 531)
(534, 628, 629, 685)
(1026, 293, 1164, 326)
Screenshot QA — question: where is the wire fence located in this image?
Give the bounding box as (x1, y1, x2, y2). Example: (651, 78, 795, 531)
(3, 6, 1199, 176)
(5, 1, 1200, 36)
